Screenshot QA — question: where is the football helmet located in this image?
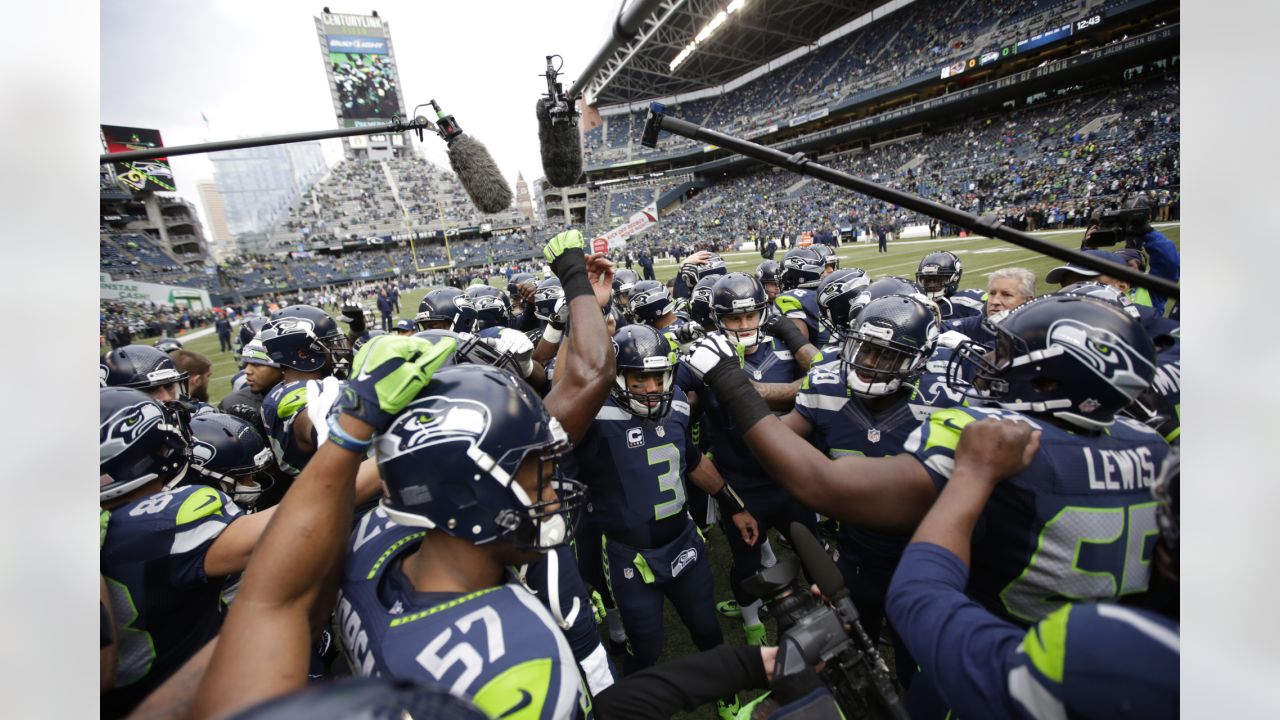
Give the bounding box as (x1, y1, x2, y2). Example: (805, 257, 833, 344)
(153, 338, 183, 354)
(240, 339, 279, 368)
(415, 287, 475, 333)
(627, 280, 674, 326)
(678, 253, 727, 289)
(811, 242, 839, 271)
(755, 260, 781, 295)
(779, 247, 824, 291)
(465, 285, 512, 332)
(851, 275, 929, 318)
(946, 295, 1157, 429)
(100, 387, 190, 502)
(532, 277, 565, 323)
(840, 294, 939, 397)
(1055, 281, 1142, 321)
(507, 272, 536, 298)
(689, 275, 720, 330)
(187, 412, 274, 509)
(375, 365, 586, 550)
(414, 329, 523, 377)
(816, 267, 871, 339)
(260, 305, 351, 374)
(612, 268, 640, 305)
(916, 251, 963, 301)
(101, 344, 189, 393)
(237, 316, 270, 349)
(711, 272, 769, 348)
(611, 324, 676, 420)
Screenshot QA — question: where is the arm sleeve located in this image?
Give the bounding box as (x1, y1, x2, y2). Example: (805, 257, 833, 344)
(594, 644, 768, 720)
(886, 543, 1026, 719)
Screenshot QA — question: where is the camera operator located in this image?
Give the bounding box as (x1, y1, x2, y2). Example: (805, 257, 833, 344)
(1079, 194, 1179, 315)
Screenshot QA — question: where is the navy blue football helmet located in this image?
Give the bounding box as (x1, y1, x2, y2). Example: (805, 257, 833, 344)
(816, 267, 871, 339)
(711, 272, 769, 348)
(916, 251, 964, 301)
(532, 277, 564, 323)
(840, 294, 939, 397)
(678, 253, 727, 289)
(187, 412, 274, 509)
(851, 275, 930, 319)
(627, 280, 674, 326)
(611, 324, 676, 420)
(612, 268, 640, 305)
(689, 275, 720, 330)
(779, 247, 824, 291)
(1055, 281, 1142, 321)
(375, 365, 586, 550)
(465, 285, 512, 332)
(237, 316, 270, 349)
(413, 328, 524, 377)
(153, 337, 183, 354)
(946, 295, 1158, 429)
(101, 344, 189, 394)
(755, 260, 781, 295)
(260, 305, 351, 375)
(416, 287, 475, 333)
(810, 242, 838, 271)
(100, 387, 190, 502)
(507, 272, 537, 299)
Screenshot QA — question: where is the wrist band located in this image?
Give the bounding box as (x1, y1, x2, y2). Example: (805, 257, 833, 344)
(714, 483, 747, 517)
(552, 249, 593, 302)
(541, 325, 564, 344)
(327, 414, 372, 454)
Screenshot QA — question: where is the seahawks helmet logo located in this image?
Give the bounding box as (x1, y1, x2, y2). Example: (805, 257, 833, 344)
(265, 317, 317, 339)
(471, 295, 505, 312)
(100, 401, 164, 464)
(692, 287, 713, 304)
(1046, 318, 1153, 398)
(534, 286, 562, 304)
(378, 396, 492, 461)
(191, 439, 217, 466)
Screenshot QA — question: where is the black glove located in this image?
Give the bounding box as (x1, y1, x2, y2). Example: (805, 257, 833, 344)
(763, 314, 809, 355)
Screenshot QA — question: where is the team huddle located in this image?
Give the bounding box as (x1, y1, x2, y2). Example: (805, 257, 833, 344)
(99, 222, 1181, 718)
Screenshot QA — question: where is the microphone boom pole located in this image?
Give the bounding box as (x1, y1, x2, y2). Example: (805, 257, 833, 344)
(100, 117, 432, 164)
(641, 104, 1179, 300)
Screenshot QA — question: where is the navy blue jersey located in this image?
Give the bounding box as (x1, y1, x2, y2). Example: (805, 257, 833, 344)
(101, 486, 243, 714)
(338, 507, 588, 719)
(676, 334, 800, 490)
(904, 407, 1171, 624)
(794, 359, 961, 568)
(888, 543, 1178, 719)
(261, 380, 311, 476)
(938, 295, 983, 320)
(775, 288, 829, 346)
(574, 390, 701, 549)
(949, 288, 987, 315)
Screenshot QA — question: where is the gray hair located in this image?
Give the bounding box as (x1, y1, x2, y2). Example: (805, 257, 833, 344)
(988, 267, 1036, 298)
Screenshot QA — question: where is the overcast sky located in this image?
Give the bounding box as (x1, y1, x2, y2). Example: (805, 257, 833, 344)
(100, 0, 627, 224)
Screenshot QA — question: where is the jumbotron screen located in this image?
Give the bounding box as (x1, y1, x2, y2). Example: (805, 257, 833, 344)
(318, 12, 404, 125)
(101, 125, 176, 192)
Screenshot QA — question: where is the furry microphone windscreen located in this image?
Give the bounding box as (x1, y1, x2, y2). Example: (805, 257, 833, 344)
(537, 97, 583, 188)
(447, 134, 513, 215)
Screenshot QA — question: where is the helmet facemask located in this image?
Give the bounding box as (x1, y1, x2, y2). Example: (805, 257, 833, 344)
(716, 306, 766, 348)
(840, 326, 926, 397)
(612, 358, 676, 421)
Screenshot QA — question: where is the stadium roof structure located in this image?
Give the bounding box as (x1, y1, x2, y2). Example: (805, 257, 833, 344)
(584, 0, 879, 107)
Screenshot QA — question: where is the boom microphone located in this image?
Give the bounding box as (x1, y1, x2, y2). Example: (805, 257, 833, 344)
(429, 100, 513, 215)
(537, 55, 583, 188)
(788, 521, 847, 602)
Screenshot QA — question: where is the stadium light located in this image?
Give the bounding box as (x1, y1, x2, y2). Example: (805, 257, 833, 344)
(669, 0, 748, 71)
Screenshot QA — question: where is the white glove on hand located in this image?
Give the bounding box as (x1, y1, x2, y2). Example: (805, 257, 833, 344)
(685, 334, 741, 383)
(492, 328, 535, 377)
(669, 322, 707, 354)
(305, 376, 344, 447)
(936, 329, 970, 350)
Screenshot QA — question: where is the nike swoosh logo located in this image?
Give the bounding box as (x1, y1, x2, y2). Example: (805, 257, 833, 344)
(499, 689, 533, 718)
(192, 494, 221, 516)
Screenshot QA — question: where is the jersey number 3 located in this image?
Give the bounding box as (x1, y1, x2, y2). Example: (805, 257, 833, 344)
(648, 443, 686, 520)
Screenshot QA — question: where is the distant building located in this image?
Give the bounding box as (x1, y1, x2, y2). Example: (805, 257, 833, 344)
(196, 179, 233, 261)
(515, 172, 535, 222)
(211, 142, 328, 241)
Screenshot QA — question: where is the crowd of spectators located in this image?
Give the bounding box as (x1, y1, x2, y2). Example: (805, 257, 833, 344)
(584, 0, 1107, 163)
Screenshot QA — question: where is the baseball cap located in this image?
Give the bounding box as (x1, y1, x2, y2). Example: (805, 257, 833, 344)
(1045, 249, 1125, 285)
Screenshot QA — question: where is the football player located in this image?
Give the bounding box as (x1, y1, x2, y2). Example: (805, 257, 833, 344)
(464, 285, 514, 333)
(887, 420, 1179, 719)
(101, 344, 189, 406)
(677, 272, 817, 646)
(100, 387, 280, 716)
(627, 280, 706, 352)
(774, 246, 827, 345)
(332, 230, 616, 718)
(755, 260, 782, 302)
(414, 286, 476, 333)
(814, 267, 871, 356)
(576, 324, 758, 674)
(258, 305, 352, 477)
(917, 251, 980, 320)
(186, 412, 275, 512)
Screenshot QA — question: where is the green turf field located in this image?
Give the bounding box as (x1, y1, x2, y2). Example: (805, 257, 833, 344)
(117, 224, 1179, 717)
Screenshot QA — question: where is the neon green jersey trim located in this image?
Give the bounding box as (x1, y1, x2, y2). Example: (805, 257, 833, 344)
(470, 657, 553, 720)
(1022, 603, 1071, 683)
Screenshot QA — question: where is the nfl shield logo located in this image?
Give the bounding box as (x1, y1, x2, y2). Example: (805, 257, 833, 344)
(867, 428, 881, 443)
(1079, 398, 1101, 413)
(655, 426, 666, 438)
(623, 568, 634, 580)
